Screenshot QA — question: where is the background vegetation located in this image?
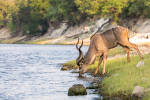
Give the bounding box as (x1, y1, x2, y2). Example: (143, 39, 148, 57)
(1, 0, 150, 35)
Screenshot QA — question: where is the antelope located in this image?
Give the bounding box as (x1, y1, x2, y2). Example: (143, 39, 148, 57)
(76, 26, 143, 77)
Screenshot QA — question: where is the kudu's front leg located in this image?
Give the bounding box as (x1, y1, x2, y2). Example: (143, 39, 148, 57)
(102, 52, 108, 75)
(94, 55, 103, 76)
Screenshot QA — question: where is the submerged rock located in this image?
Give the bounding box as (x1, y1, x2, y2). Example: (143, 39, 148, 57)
(132, 86, 144, 98)
(68, 84, 87, 96)
(61, 66, 69, 71)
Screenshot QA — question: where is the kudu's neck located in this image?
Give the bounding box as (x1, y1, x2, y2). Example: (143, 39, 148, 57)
(83, 46, 96, 65)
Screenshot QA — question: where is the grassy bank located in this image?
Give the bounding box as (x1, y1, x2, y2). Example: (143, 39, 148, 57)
(100, 54, 150, 99)
(63, 48, 150, 99)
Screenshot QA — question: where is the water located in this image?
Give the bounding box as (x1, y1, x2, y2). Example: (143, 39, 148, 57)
(0, 44, 100, 100)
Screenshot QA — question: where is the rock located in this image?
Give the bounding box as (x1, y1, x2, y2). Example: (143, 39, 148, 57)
(132, 86, 145, 98)
(61, 66, 69, 71)
(136, 61, 144, 68)
(68, 84, 87, 96)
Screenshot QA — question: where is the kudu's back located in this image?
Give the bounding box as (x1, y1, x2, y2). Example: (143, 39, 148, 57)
(91, 26, 130, 50)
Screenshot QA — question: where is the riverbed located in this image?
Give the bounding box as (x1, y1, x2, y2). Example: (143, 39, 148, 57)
(0, 44, 100, 100)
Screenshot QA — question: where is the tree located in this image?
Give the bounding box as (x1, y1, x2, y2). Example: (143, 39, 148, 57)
(75, 0, 100, 15)
(124, 0, 150, 18)
(0, 0, 16, 27)
(10, 0, 50, 35)
(74, 0, 129, 21)
(47, 0, 83, 25)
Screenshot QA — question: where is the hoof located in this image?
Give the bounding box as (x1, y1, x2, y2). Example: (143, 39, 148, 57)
(93, 72, 97, 77)
(102, 71, 105, 75)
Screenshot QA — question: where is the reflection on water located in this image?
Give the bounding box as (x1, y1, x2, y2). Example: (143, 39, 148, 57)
(0, 44, 100, 100)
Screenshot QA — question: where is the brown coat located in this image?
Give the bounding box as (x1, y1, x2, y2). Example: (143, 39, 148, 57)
(77, 26, 143, 77)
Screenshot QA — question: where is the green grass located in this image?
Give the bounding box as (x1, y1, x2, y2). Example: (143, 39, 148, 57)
(101, 54, 150, 98)
(108, 47, 126, 56)
(63, 50, 150, 99)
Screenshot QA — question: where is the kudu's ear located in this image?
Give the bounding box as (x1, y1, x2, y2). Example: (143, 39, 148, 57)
(76, 37, 84, 66)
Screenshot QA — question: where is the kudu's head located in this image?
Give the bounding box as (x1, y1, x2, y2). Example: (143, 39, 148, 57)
(76, 38, 88, 76)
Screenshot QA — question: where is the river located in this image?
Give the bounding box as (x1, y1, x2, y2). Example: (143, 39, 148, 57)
(0, 44, 101, 100)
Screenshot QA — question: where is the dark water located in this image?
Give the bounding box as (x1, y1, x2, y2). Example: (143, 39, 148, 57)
(0, 44, 100, 100)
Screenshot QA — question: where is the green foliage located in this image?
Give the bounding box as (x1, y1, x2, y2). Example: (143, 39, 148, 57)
(101, 0, 129, 21)
(47, 0, 82, 24)
(74, 0, 129, 21)
(0, 0, 17, 26)
(75, 0, 100, 15)
(122, 0, 150, 18)
(1, 0, 150, 35)
(10, 0, 49, 35)
(29, 0, 50, 18)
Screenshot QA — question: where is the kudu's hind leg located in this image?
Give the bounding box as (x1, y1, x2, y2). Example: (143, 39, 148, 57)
(125, 42, 143, 59)
(94, 55, 103, 76)
(124, 47, 130, 62)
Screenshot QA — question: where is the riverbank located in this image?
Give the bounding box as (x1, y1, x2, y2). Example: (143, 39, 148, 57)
(62, 46, 150, 100)
(1, 18, 150, 46)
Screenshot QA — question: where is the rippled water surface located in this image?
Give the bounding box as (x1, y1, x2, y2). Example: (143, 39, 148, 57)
(0, 44, 100, 100)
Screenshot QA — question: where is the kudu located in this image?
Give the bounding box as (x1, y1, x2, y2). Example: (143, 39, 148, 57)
(76, 26, 143, 77)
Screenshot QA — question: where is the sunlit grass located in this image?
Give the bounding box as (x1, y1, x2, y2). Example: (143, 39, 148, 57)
(101, 54, 150, 98)
(90, 54, 150, 99)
